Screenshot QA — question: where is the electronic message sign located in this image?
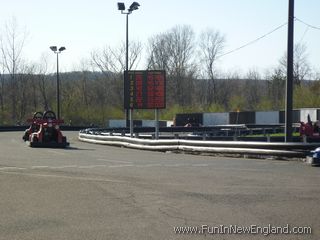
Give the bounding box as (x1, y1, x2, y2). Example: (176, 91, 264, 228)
(124, 70, 166, 109)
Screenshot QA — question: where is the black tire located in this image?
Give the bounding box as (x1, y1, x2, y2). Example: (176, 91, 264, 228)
(29, 136, 38, 147)
(22, 132, 29, 141)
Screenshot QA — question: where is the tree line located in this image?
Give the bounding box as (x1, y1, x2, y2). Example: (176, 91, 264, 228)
(1, 19, 319, 125)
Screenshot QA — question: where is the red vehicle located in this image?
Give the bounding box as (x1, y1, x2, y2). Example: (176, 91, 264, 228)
(23, 111, 69, 148)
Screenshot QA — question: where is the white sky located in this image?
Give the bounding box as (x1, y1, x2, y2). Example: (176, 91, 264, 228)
(1, 0, 319, 75)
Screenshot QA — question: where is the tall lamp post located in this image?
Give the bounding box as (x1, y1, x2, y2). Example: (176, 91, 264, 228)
(117, 2, 140, 133)
(50, 46, 66, 119)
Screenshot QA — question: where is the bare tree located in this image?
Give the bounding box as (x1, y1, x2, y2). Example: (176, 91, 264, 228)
(77, 60, 91, 110)
(0, 17, 27, 122)
(147, 25, 196, 106)
(91, 41, 142, 107)
(244, 69, 263, 110)
(34, 54, 52, 111)
(279, 43, 311, 85)
(91, 41, 142, 74)
(214, 71, 242, 110)
(266, 68, 286, 110)
(198, 29, 225, 105)
(16, 65, 29, 122)
(146, 34, 170, 71)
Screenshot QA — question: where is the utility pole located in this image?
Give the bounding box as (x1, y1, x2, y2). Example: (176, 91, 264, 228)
(285, 0, 294, 142)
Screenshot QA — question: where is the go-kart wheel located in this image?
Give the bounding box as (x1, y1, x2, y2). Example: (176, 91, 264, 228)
(22, 133, 28, 141)
(29, 136, 38, 147)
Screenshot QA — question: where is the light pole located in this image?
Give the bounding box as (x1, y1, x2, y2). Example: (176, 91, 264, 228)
(50, 46, 66, 119)
(117, 2, 140, 133)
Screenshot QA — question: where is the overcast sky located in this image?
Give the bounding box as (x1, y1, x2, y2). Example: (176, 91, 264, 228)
(1, 0, 319, 75)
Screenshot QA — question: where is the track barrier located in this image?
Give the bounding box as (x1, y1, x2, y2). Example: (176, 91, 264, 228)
(78, 131, 320, 159)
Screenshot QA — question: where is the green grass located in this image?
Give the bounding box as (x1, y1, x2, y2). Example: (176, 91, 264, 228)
(246, 132, 300, 137)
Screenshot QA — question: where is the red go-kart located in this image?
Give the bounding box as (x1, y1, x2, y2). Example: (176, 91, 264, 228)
(23, 111, 69, 148)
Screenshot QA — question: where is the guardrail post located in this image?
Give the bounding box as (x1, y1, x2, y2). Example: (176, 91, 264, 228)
(121, 131, 125, 137)
(174, 133, 179, 139)
(303, 135, 307, 143)
(202, 134, 206, 141)
(155, 109, 159, 140)
(267, 134, 270, 142)
(135, 132, 139, 138)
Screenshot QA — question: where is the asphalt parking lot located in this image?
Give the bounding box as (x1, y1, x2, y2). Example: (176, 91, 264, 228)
(0, 131, 319, 240)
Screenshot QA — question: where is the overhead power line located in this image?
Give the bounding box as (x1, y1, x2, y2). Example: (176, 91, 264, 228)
(295, 17, 320, 30)
(216, 22, 288, 59)
(298, 26, 309, 43)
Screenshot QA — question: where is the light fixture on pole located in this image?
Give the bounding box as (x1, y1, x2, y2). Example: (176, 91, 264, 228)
(50, 46, 66, 119)
(117, 1, 140, 137)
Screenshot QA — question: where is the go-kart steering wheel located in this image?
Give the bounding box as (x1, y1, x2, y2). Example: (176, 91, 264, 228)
(33, 112, 43, 120)
(43, 111, 57, 120)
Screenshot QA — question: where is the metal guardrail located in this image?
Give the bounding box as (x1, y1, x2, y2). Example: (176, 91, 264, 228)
(78, 130, 320, 158)
(80, 125, 316, 143)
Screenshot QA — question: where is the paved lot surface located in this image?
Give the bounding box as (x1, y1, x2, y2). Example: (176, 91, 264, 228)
(0, 131, 319, 240)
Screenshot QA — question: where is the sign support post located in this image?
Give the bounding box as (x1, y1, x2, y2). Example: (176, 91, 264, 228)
(155, 109, 159, 139)
(130, 109, 133, 138)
